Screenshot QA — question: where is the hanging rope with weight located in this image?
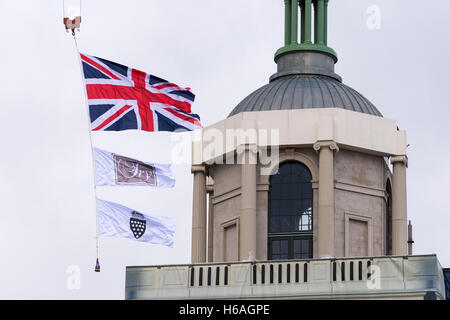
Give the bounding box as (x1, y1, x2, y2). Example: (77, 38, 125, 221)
(62, 0, 101, 272)
(63, 0, 82, 37)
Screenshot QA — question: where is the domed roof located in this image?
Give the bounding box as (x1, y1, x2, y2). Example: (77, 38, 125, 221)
(229, 74, 382, 117)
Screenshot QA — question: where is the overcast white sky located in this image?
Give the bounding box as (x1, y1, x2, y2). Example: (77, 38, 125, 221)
(0, 0, 449, 299)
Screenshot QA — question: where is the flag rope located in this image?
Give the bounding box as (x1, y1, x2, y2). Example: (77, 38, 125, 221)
(72, 34, 101, 272)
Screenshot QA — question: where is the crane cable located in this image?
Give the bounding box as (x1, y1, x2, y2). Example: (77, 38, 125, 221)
(64, 0, 101, 272)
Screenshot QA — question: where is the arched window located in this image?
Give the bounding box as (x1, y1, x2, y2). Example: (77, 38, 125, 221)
(386, 181, 392, 255)
(268, 162, 313, 260)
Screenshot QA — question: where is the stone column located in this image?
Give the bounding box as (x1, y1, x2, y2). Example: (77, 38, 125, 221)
(206, 178, 214, 262)
(314, 0, 326, 45)
(284, 0, 292, 46)
(239, 144, 257, 261)
(191, 165, 207, 263)
(391, 155, 408, 256)
(290, 0, 298, 44)
(314, 141, 339, 258)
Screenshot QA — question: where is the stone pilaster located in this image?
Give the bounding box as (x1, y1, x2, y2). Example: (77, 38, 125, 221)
(207, 178, 214, 262)
(191, 165, 207, 263)
(391, 155, 408, 256)
(313, 141, 339, 258)
(238, 144, 258, 261)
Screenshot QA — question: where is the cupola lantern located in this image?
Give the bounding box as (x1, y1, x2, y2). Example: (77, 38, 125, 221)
(276, 0, 337, 63)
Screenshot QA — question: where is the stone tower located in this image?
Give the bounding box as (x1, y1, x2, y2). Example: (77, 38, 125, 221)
(190, 0, 408, 264)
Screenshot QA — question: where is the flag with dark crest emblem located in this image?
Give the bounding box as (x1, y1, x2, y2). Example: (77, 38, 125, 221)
(97, 199, 175, 247)
(130, 211, 146, 239)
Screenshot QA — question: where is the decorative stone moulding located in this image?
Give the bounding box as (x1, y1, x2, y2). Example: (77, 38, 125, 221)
(313, 140, 340, 152)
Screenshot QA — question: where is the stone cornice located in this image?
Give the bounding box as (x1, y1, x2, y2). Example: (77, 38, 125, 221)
(335, 180, 386, 198)
(193, 108, 407, 165)
(211, 184, 270, 205)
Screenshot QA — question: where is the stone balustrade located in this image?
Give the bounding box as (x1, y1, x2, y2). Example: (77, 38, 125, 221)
(125, 254, 445, 300)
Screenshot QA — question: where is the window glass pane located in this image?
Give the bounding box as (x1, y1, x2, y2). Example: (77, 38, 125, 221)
(304, 197, 313, 207)
(300, 167, 312, 181)
(270, 239, 289, 260)
(272, 240, 280, 254)
(305, 213, 312, 230)
(293, 199, 302, 212)
(270, 184, 282, 199)
(269, 162, 314, 260)
(269, 162, 314, 233)
(302, 183, 312, 198)
(269, 217, 280, 233)
(270, 237, 312, 260)
(299, 208, 312, 231)
(296, 215, 305, 231)
(287, 200, 297, 214)
(299, 171, 308, 183)
(271, 200, 281, 215)
(301, 199, 311, 212)
(281, 183, 290, 199)
(294, 239, 301, 253)
(292, 238, 311, 257)
(280, 200, 289, 215)
(271, 172, 282, 184)
(280, 216, 291, 232)
(301, 239, 309, 252)
(280, 240, 288, 254)
(291, 183, 301, 195)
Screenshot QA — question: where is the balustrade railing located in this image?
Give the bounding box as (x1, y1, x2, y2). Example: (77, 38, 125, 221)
(126, 255, 445, 300)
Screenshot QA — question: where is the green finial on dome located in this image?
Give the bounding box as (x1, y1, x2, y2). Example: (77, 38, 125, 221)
(275, 0, 338, 63)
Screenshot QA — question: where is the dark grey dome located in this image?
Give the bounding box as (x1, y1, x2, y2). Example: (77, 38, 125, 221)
(229, 75, 382, 117)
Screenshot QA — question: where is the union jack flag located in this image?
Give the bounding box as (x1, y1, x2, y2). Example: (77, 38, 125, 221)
(80, 53, 202, 132)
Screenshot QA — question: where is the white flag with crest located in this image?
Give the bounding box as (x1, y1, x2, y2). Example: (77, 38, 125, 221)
(97, 199, 175, 247)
